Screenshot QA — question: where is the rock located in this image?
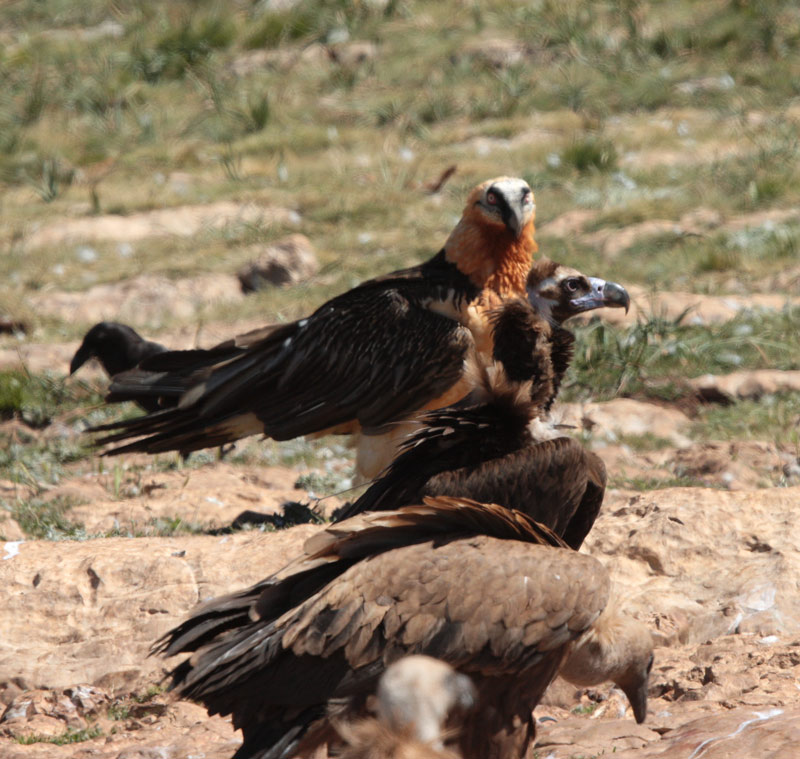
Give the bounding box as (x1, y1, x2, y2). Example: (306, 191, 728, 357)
(670, 441, 788, 490)
(28, 273, 243, 330)
(327, 41, 378, 67)
(584, 486, 800, 643)
(0, 525, 321, 692)
(230, 44, 329, 76)
(588, 439, 789, 491)
(0, 521, 25, 542)
(237, 234, 319, 292)
(39, 20, 124, 44)
(231, 40, 375, 77)
(558, 398, 692, 447)
(538, 636, 800, 757)
(690, 370, 800, 401)
(535, 718, 660, 754)
(0, 685, 110, 738)
(0, 698, 238, 759)
(676, 75, 736, 95)
(0, 484, 26, 541)
(462, 37, 529, 68)
(24, 201, 298, 250)
(615, 706, 800, 758)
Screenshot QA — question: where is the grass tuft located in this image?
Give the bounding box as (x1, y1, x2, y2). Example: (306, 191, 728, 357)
(566, 308, 800, 403)
(0, 370, 104, 428)
(6, 495, 85, 539)
(561, 137, 618, 173)
(15, 726, 102, 745)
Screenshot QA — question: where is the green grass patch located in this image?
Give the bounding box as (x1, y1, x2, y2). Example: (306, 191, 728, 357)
(693, 392, 800, 445)
(561, 137, 618, 173)
(0, 435, 92, 489)
(133, 683, 167, 703)
(107, 702, 131, 721)
(15, 725, 102, 745)
(565, 308, 800, 403)
(0, 370, 105, 428)
(5, 494, 85, 539)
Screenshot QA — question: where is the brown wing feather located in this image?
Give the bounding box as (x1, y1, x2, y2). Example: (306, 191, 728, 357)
(561, 450, 607, 550)
(153, 498, 564, 660)
(339, 431, 600, 550)
(169, 536, 608, 759)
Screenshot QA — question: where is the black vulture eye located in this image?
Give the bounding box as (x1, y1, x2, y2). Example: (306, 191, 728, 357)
(486, 191, 498, 205)
(564, 278, 580, 293)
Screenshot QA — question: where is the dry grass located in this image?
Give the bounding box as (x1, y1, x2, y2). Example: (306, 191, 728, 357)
(2, 0, 800, 494)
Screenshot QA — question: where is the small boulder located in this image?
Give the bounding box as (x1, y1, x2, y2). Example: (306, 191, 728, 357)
(237, 234, 319, 292)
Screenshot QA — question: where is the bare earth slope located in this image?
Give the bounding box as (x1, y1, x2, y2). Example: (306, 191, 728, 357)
(1, 465, 799, 757)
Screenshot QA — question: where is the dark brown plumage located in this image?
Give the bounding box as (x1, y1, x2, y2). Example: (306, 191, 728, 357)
(70, 322, 168, 412)
(90, 178, 538, 476)
(352, 259, 629, 480)
(335, 288, 612, 550)
(154, 496, 607, 759)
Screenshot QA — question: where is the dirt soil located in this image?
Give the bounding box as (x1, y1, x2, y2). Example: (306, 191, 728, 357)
(2, 291, 799, 759)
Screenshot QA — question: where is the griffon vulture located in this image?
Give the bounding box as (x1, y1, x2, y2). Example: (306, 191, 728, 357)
(154, 497, 651, 759)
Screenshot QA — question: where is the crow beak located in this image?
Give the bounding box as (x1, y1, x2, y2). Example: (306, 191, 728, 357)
(69, 343, 94, 375)
(571, 277, 630, 314)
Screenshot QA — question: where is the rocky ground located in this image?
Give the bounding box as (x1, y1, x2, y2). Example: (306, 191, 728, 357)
(2, 288, 799, 758)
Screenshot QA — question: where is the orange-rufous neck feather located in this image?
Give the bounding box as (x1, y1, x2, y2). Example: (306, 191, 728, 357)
(444, 216, 537, 296)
